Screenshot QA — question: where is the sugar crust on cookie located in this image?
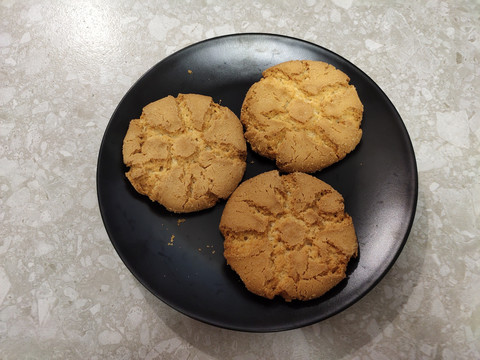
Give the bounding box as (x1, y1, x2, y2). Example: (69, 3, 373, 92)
(241, 60, 363, 173)
(220, 170, 358, 301)
(122, 93, 247, 213)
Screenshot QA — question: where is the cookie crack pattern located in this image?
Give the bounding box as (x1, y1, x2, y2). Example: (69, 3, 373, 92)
(220, 171, 358, 302)
(269, 78, 348, 156)
(243, 199, 279, 217)
(325, 239, 351, 261)
(182, 173, 194, 210)
(123, 93, 246, 213)
(241, 60, 363, 173)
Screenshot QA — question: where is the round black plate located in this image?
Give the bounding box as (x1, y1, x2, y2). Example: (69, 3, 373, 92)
(97, 33, 418, 332)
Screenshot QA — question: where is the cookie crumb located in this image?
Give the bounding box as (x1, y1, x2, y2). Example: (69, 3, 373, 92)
(187, 69, 192, 74)
(177, 218, 186, 226)
(168, 234, 175, 246)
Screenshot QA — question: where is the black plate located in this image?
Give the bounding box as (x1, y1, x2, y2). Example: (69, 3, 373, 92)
(97, 33, 418, 332)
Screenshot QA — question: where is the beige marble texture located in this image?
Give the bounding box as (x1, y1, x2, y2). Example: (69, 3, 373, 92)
(1, 0, 479, 359)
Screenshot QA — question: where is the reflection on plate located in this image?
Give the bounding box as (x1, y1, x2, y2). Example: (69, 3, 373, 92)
(96, 33, 418, 332)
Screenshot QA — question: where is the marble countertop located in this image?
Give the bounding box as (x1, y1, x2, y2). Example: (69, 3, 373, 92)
(1, 0, 479, 359)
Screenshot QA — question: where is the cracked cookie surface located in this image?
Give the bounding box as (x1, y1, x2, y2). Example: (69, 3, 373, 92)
(122, 93, 247, 213)
(219, 170, 357, 301)
(241, 60, 363, 173)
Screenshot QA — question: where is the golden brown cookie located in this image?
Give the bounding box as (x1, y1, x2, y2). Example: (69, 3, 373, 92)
(219, 170, 357, 301)
(241, 60, 363, 173)
(122, 93, 247, 213)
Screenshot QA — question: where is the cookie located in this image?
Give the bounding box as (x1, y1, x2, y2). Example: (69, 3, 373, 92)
(122, 93, 247, 213)
(219, 170, 357, 301)
(241, 60, 363, 173)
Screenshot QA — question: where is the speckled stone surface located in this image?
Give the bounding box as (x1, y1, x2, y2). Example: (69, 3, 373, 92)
(1, 0, 479, 359)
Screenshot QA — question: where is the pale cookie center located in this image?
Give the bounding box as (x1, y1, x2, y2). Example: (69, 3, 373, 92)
(172, 134, 198, 158)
